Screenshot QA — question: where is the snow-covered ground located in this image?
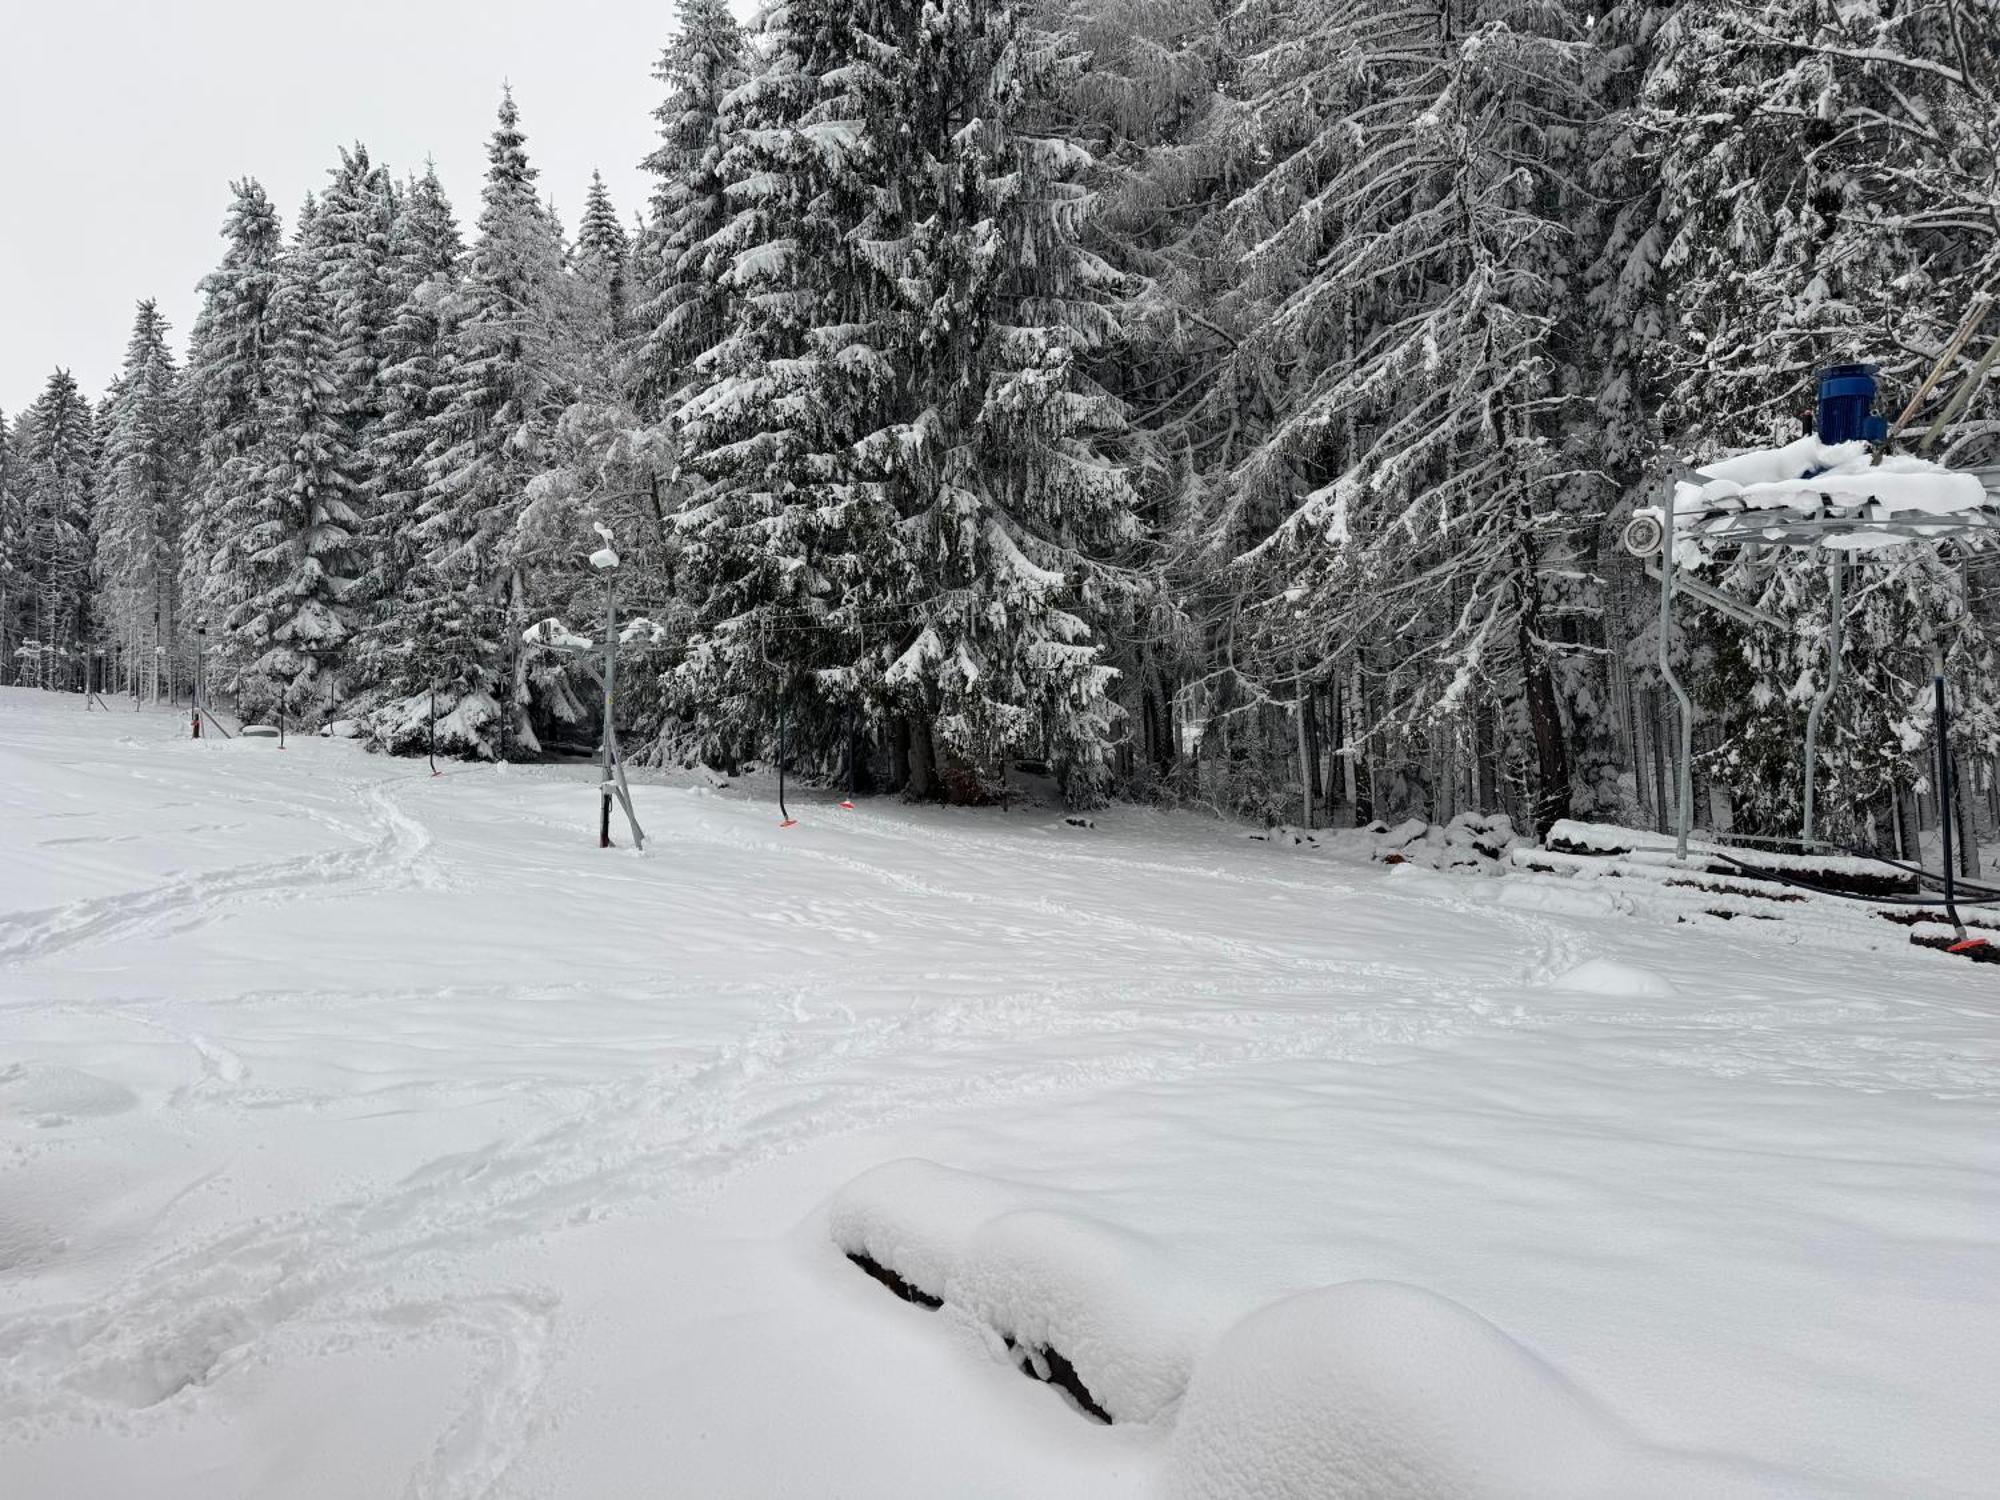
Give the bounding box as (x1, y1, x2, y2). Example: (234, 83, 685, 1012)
(1, 685, 1994, 1498)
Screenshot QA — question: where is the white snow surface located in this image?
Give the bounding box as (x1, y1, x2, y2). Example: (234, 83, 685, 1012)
(1, 687, 1996, 1497)
(1548, 956, 1678, 998)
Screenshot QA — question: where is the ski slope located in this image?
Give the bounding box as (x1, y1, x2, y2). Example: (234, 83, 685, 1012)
(0, 686, 1994, 1497)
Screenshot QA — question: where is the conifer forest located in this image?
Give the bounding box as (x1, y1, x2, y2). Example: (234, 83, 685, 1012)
(6, 0, 2000, 846)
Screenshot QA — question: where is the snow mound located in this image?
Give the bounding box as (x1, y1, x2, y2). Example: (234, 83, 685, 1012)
(958, 1209, 1211, 1423)
(1375, 814, 1516, 873)
(1250, 814, 1517, 875)
(830, 1159, 1029, 1297)
(1549, 958, 1677, 998)
(1168, 1280, 1796, 1500)
(828, 1159, 1233, 1423)
(0, 1062, 139, 1124)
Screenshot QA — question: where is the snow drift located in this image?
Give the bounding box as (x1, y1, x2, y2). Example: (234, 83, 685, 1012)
(836, 1166, 1803, 1498)
(1167, 1281, 1800, 1500)
(1549, 957, 1677, 998)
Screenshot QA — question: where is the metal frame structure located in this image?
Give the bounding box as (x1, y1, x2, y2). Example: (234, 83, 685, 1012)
(1629, 468, 2000, 863)
(524, 568, 648, 852)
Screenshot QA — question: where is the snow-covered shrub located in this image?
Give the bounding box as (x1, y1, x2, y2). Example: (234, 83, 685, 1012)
(828, 1159, 1235, 1425)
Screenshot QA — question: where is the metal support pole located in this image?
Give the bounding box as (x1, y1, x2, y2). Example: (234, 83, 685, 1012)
(778, 700, 796, 827)
(600, 580, 617, 849)
(843, 701, 858, 809)
(1933, 650, 1965, 942)
(1655, 481, 1696, 859)
(1802, 554, 1844, 848)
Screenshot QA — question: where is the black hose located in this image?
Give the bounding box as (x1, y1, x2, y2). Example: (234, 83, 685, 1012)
(1702, 847, 2000, 908)
(1695, 824, 2000, 902)
(1806, 839, 2000, 901)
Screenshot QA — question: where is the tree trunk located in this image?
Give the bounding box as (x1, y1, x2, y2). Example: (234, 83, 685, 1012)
(1355, 672, 1377, 826)
(1337, 680, 1356, 812)
(1627, 671, 1650, 824)
(1520, 620, 1571, 839)
(1955, 750, 1982, 878)
(1650, 689, 1669, 836)
(905, 712, 941, 802)
(1475, 700, 1500, 814)
(1307, 692, 1326, 816)
(1296, 694, 1315, 828)
(890, 716, 911, 792)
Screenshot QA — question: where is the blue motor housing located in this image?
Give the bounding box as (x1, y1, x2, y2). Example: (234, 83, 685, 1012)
(1817, 364, 1886, 445)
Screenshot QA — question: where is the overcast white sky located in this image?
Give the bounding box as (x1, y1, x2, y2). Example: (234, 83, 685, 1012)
(1, 0, 751, 416)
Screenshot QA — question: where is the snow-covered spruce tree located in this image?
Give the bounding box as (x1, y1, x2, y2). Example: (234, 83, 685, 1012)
(1572, 0, 1680, 830)
(372, 90, 570, 758)
(1208, 0, 1595, 836)
(862, 2, 1143, 805)
(573, 169, 631, 344)
(293, 144, 397, 715)
(507, 171, 656, 757)
(1643, 0, 1904, 449)
(553, 0, 753, 765)
(15, 370, 97, 689)
(631, 0, 747, 423)
(0, 409, 19, 680)
(670, 0, 1140, 802)
(222, 229, 366, 725)
(181, 180, 285, 677)
(668, 1, 898, 772)
(93, 301, 190, 700)
(1525, 2, 1692, 827)
(350, 167, 464, 700)
(311, 145, 397, 445)
(1057, 0, 1247, 798)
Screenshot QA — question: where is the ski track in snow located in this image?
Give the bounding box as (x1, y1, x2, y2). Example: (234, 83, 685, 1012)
(0, 775, 441, 969)
(0, 693, 1993, 1497)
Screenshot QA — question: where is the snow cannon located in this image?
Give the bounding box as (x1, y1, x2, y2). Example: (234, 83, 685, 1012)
(1815, 364, 1887, 446)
